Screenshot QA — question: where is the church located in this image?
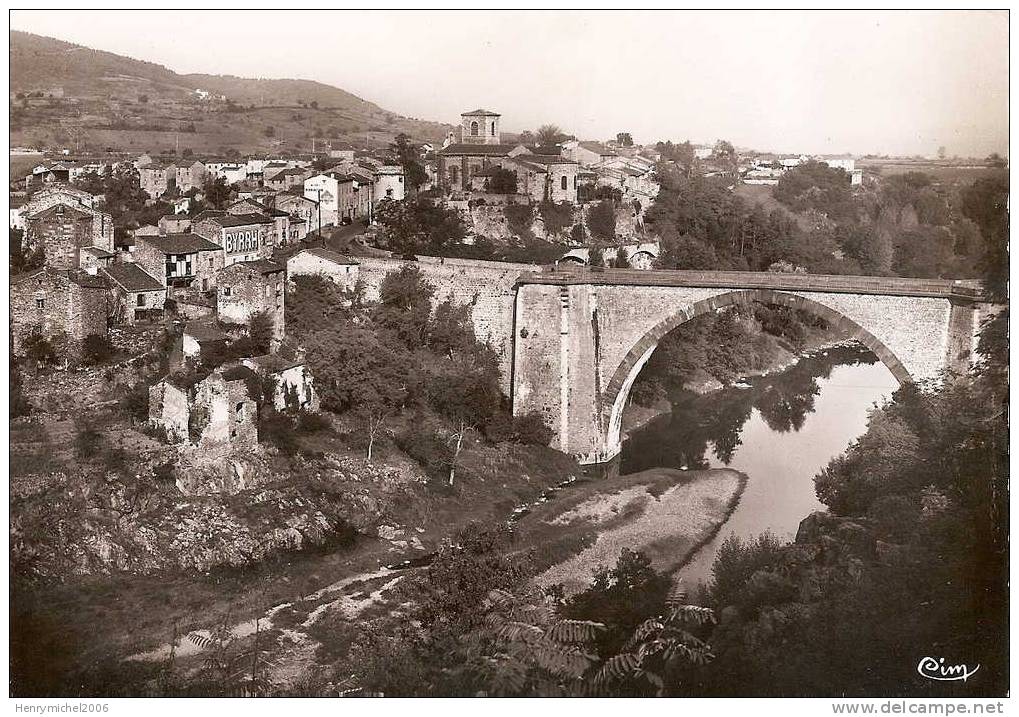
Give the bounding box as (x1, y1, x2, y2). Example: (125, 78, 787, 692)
(435, 109, 578, 202)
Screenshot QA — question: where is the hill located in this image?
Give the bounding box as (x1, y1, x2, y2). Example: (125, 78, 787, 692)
(9, 31, 451, 156)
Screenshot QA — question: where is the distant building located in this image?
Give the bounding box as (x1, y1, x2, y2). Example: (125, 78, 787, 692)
(242, 354, 320, 413)
(373, 165, 406, 203)
(194, 212, 275, 265)
(303, 172, 370, 226)
(562, 140, 618, 167)
(175, 160, 208, 193)
(139, 163, 177, 199)
(23, 198, 115, 271)
(272, 193, 320, 241)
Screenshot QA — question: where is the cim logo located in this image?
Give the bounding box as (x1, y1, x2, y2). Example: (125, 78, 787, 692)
(917, 657, 980, 683)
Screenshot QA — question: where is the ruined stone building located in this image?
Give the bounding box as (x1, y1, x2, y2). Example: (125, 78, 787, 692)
(139, 163, 177, 199)
(216, 259, 286, 343)
(10, 266, 109, 353)
(148, 365, 258, 454)
(242, 354, 320, 413)
(174, 160, 208, 194)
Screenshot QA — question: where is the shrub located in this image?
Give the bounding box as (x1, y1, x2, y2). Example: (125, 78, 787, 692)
(23, 331, 58, 366)
(504, 204, 535, 240)
(259, 412, 299, 456)
(511, 412, 553, 446)
(120, 383, 150, 422)
(538, 200, 574, 236)
(587, 200, 616, 240)
(81, 334, 115, 366)
(298, 411, 331, 434)
(396, 420, 452, 482)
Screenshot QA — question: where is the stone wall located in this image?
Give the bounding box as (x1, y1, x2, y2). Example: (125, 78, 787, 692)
(356, 255, 534, 391)
(10, 269, 109, 353)
(25, 204, 94, 270)
(217, 263, 286, 341)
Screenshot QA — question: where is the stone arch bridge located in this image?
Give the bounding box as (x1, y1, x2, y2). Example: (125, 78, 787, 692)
(354, 258, 986, 465)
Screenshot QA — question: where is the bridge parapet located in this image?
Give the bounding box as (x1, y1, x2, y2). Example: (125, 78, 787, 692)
(517, 267, 983, 301)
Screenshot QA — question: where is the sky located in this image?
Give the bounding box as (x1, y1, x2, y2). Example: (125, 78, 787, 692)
(9, 10, 1009, 157)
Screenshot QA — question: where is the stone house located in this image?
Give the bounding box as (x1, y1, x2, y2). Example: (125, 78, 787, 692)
(217, 259, 286, 342)
(563, 140, 619, 167)
(272, 193, 322, 239)
(158, 214, 194, 234)
(101, 262, 166, 324)
(286, 247, 359, 290)
(134, 233, 224, 291)
(175, 160, 207, 193)
(508, 155, 579, 203)
(139, 163, 177, 199)
(242, 354, 320, 413)
(226, 200, 290, 249)
(437, 141, 530, 194)
(79, 246, 116, 272)
(148, 365, 258, 451)
(10, 266, 109, 353)
(373, 165, 405, 203)
(264, 167, 310, 192)
(194, 212, 274, 266)
(23, 202, 114, 271)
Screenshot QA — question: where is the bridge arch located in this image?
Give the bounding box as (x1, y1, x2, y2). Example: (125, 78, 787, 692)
(602, 288, 913, 459)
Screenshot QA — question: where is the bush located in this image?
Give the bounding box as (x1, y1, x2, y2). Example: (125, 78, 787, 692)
(511, 412, 553, 446)
(587, 200, 616, 240)
(396, 419, 452, 482)
(538, 200, 574, 236)
(23, 331, 58, 366)
(298, 411, 331, 433)
(258, 412, 299, 456)
(120, 383, 150, 422)
(81, 334, 115, 366)
(504, 204, 535, 240)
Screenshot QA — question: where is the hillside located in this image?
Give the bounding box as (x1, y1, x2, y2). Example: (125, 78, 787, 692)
(9, 31, 451, 156)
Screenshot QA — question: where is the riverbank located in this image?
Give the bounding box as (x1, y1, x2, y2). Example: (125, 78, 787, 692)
(515, 467, 747, 595)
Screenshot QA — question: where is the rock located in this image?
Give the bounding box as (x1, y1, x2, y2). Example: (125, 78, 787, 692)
(377, 524, 402, 540)
(795, 511, 837, 544)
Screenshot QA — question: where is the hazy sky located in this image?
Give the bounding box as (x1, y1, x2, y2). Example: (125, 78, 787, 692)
(10, 10, 1009, 157)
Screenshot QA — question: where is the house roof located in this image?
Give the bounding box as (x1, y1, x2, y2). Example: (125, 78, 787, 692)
(220, 364, 257, 383)
(81, 246, 116, 258)
(102, 262, 164, 292)
(514, 154, 577, 166)
(227, 258, 284, 275)
(438, 143, 521, 157)
(139, 233, 222, 254)
(461, 109, 501, 117)
(579, 141, 617, 156)
(13, 266, 110, 289)
(298, 247, 358, 265)
(207, 212, 274, 227)
(133, 224, 160, 236)
(28, 202, 93, 220)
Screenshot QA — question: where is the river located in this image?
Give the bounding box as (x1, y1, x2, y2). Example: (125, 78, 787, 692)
(619, 343, 898, 588)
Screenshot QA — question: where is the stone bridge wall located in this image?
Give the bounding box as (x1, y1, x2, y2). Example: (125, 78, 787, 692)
(355, 256, 535, 389)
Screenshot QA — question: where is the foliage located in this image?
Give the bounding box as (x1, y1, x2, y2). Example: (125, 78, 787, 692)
(485, 167, 518, 194)
(612, 246, 632, 268)
(247, 311, 274, 354)
(535, 124, 564, 146)
(10, 228, 44, 274)
(538, 200, 574, 237)
(374, 196, 467, 255)
(81, 334, 114, 366)
(201, 176, 233, 210)
(373, 265, 434, 348)
(22, 330, 60, 366)
(10, 357, 31, 418)
(586, 200, 616, 240)
(588, 246, 605, 268)
(504, 203, 535, 240)
(389, 133, 428, 191)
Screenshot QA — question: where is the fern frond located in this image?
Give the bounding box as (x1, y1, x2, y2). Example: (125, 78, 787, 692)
(546, 619, 606, 645)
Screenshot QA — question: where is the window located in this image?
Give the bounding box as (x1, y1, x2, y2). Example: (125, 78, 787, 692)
(470, 121, 479, 136)
(561, 176, 568, 191)
(491, 121, 496, 135)
(265, 285, 271, 297)
(35, 298, 45, 309)
(137, 293, 147, 307)
(223, 286, 232, 297)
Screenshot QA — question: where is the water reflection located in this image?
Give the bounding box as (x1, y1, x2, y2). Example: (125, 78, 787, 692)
(621, 343, 877, 473)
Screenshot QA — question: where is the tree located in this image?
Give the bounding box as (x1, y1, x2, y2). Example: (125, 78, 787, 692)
(389, 133, 428, 192)
(248, 311, 274, 354)
(201, 176, 232, 210)
(613, 246, 632, 268)
(587, 200, 616, 240)
(374, 196, 467, 256)
(588, 246, 605, 268)
(535, 124, 564, 147)
(616, 132, 633, 147)
(310, 100, 319, 109)
(374, 265, 435, 347)
(81, 334, 114, 366)
(485, 167, 518, 194)
(428, 363, 502, 485)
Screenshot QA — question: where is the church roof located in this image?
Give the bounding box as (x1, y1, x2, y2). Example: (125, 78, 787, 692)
(461, 109, 501, 117)
(439, 143, 520, 157)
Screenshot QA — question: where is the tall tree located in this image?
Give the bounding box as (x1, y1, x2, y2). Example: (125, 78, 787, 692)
(389, 133, 428, 192)
(535, 124, 564, 147)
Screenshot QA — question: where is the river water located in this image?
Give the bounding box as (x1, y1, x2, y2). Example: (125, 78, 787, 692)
(619, 343, 898, 588)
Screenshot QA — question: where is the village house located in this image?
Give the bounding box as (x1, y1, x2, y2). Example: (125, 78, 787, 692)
(272, 193, 321, 239)
(158, 214, 194, 234)
(139, 162, 177, 199)
(264, 167, 310, 192)
(134, 232, 224, 291)
(217, 259, 286, 343)
(507, 154, 580, 203)
(286, 247, 359, 290)
(23, 198, 116, 271)
(101, 262, 166, 324)
(226, 200, 290, 249)
(175, 160, 208, 193)
(562, 140, 618, 167)
(78, 246, 116, 272)
(10, 266, 109, 353)
(194, 211, 274, 265)
(241, 354, 320, 413)
(373, 165, 406, 203)
(303, 171, 369, 226)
